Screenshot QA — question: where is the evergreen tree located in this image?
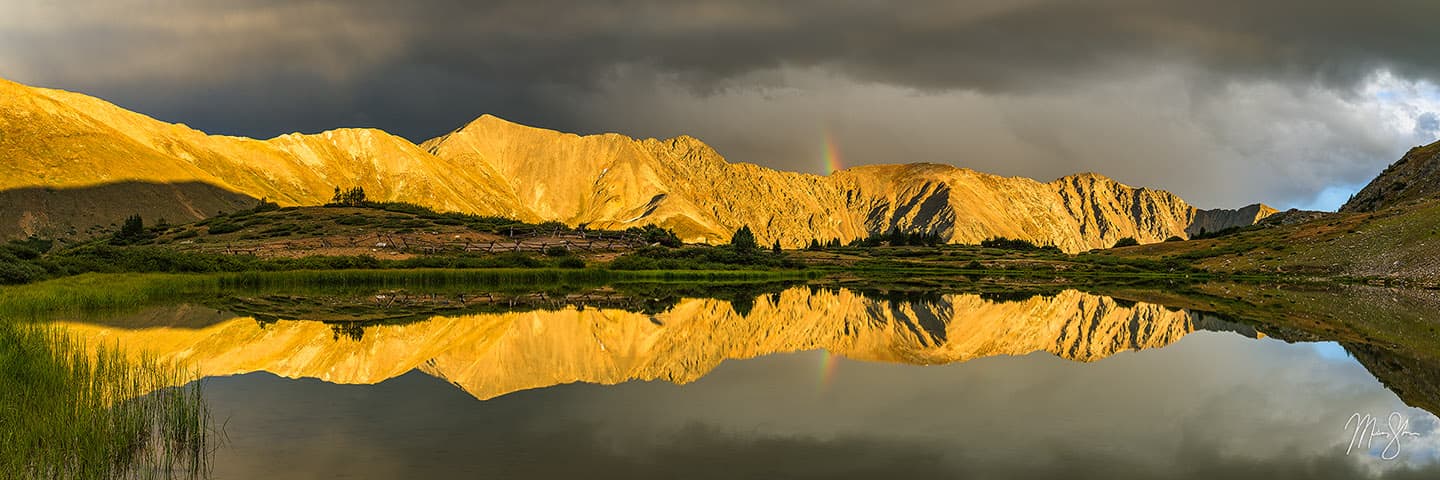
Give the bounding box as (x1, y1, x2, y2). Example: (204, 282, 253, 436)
(331, 186, 368, 206)
(119, 214, 144, 239)
(346, 187, 367, 206)
(772, 240, 782, 254)
(111, 214, 152, 245)
(730, 225, 758, 253)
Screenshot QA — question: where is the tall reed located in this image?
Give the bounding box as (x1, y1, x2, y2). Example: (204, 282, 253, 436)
(0, 322, 213, 479)
(0, 273, 223, 320)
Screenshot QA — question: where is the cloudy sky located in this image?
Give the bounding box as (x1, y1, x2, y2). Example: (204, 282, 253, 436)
(209, 332, 1440, 478)
(4, 0, 1440, 210)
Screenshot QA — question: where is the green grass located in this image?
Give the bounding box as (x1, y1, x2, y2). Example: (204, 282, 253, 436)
(0, 269, 810, 321)
(216, 268, 806, 294)
(0, 273, 226, 320)
(1096, 198, 1440, 281)
(0, 322, 212, 479)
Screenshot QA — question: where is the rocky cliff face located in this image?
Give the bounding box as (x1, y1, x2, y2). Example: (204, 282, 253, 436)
(1187, 203, 1279, 236)
(1, 77, 1272, 250)
(1341, 140, 1440, 213)
(55, 288, 1258, 400)
(421, 115, 1275, 251)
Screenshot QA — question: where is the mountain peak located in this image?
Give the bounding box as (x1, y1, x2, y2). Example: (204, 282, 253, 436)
(441, 113, 536, 138)
(0, 76, 1274, 249)
(462, 113, 517, 129)
(1053, 171, 1128, 187)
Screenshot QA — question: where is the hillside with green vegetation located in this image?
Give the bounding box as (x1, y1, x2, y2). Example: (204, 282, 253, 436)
(0, 196, 722, 285)
(1341, 139, 1440, 213)
(3, 159, 1439, 290)
(1094, 197, 1440, 283)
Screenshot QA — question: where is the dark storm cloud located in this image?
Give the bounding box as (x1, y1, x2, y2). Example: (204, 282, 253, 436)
(4, 0, 1440, 208)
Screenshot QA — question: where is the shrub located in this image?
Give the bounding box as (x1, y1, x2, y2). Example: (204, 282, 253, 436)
(608, 255, 658, 270)
(980, 237, 1061, 253)
(627, 225, 682, 247)
(1, 238, 50, 260)
(854, 228, 945, 247)
(250, 197, 280, 213)
(544, 246, 570, 257)
(1112, 237, 1140, 248)
(606, 244, 805, 271)
(1164, 236, 1184, 242)
(557, 257, 586, 269)
(0, 256, 45, 284)
(482, 253, 542, 268)
(535, 221, 568, 232)
(206, 222, 242, 235)
(261, 224, 297, 235)
(335, 215, 369, 226)
(1192, 225, 1252, 239)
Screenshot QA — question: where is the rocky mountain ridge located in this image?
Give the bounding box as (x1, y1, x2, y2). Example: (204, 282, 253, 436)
(1341, 140, 1440, 213)
(56, 288, 1258, 400)
(1, 77, 1273, 251)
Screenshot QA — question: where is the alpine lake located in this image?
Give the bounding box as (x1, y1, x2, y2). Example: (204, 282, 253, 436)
(4, 270, 1438, 479)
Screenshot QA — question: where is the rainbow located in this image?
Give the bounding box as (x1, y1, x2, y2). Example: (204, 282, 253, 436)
(822, 130, 844, 174)
(817, 350, 841, 390)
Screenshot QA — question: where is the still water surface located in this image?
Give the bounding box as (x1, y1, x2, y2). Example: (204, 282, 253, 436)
(54, 287, 1440, 478)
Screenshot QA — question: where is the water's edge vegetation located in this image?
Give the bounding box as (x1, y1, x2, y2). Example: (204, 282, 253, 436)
(0, 269, 810, 320)
(0, 321, 212, 479)
(0, 268, 813, 478)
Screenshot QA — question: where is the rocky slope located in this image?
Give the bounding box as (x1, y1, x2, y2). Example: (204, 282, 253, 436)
(0, 77, 527, 239)
(0, 181, 257, 239)
(1188, 203, 1279, 236)
(1, 77, 1272, 251)
(1341, 140, 1440, 213)
(56, 288, 1258, 400)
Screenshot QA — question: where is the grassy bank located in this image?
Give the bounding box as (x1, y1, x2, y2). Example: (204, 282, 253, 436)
(0, 322, 212, 478)
(0, 269, 811, 320)
(216, 267, 804, 290)
(0, 273, 226, 320)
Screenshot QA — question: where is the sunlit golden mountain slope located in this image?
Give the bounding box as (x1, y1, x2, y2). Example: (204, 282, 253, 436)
(56, 288, 1256, 400)
(1, 77, 1272, 250)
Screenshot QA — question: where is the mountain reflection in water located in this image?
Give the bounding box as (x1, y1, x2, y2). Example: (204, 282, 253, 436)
(49, 286, 1440, 479)
(56, 288, 1258, 400)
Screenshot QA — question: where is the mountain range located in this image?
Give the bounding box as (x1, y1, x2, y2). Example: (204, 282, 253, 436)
(1, 77, 1276, 252)
(57, 288, 1257, 401)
